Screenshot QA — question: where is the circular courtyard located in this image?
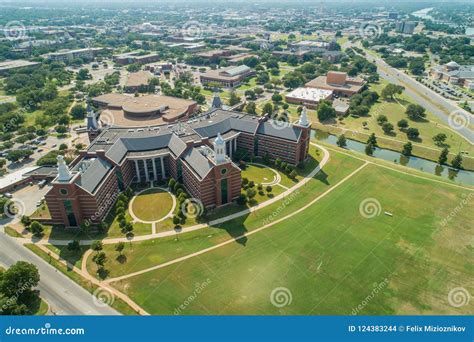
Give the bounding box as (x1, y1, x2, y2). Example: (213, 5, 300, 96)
(129, 187, 175, 223)
(242, 163, 281, 186)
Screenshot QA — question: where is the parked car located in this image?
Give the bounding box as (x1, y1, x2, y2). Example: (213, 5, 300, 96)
(3, 193, 13, 198)
(38, 179, 48, 188)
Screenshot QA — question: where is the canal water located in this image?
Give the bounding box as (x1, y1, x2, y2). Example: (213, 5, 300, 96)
(312, 130, 474, 186)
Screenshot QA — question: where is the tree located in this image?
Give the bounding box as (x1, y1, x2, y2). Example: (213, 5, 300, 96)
(451, 153, 463, 169)
(91, 240, 103, 253)
(317, 101, 336, 121)
(337, 134, 347, 148)
(262, 102, 273, 115)
(29, 221, 44, 237)
(289, 170, 297, 179)
(20, 215, 31, 227)
(397, 119, 409, 129)
(6, 150, 33, 163)
(245, 101, 257, 114)
(70, 104, 87, 120)
(76, 68, 91, 81)
(402, 142, 413, 156)
(67, 240, 80, 251)
(406, 127, 420, 139)
(115, 242, 125, 256)
(406, 104, 426, 120)
(382, 122, 394, 134)
(246, 188, 257, 200)
(365, 142, 375, 156)
(0, 261, 40, 298)
(376, 115, 388, 125)
(367, 133, 377, 146)
(0, 158, 6, 169)
(266, 185, 273, 193)
(408, 58, 425, 75)
(381, 83, 404, 99)
(92, 252, 107, 270)
(438, 147, 449, 165)
(432, 133, 447, 146)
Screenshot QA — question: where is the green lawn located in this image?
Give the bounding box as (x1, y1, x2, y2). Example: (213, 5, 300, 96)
(112, 160, 472, 315)
(131, 188, 174, 222)
(92, 150, 362, 280)
(241, 163, 278, 185)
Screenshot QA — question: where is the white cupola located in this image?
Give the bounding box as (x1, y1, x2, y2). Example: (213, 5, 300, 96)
(57, 155, 72, 182)
(298, 106, 310, 127)
(213, 133, 226, 164)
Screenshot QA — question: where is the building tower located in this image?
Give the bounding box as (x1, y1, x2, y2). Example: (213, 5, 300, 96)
(294, 106, 312, 163)
(86, 98, 100, 142)
(57, 155, 72, 182)
(213, 133, 226, 164)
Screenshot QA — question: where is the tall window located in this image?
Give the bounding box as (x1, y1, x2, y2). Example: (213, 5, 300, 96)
(220, 178, 228, 205)
(63, 200, 77, 227)
(115, 170, 124, 190)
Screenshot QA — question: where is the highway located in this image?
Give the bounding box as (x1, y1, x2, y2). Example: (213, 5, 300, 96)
(0, 226, 120, 315)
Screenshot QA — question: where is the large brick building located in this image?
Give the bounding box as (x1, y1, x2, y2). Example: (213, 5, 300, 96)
(45, 105, 311, 227)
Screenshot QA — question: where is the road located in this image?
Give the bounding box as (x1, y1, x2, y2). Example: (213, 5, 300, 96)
(0, 226, 119, 315)
(362, 47, 473, 144)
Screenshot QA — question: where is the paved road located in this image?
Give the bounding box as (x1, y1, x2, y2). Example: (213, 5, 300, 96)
(363, 47, 473, 144)
(0, 227, 119, 315)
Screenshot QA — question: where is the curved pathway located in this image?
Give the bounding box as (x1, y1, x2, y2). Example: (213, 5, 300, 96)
(15, 144, 331, 246)
(247, 162, 281, 186)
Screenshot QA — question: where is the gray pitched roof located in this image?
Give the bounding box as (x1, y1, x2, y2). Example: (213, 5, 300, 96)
(168, 133, 188, 157)
(257, 121, 302, 141)
(193, 119, 233, 138)
(75, 158, 113, 194)
(182, 148, 213, 179)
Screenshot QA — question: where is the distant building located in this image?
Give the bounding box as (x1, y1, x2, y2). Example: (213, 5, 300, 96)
(200, 65, 255, 88)
(285, 87, 333, 109)
(123, 71, 153, 93)
(113, 52, 160, 65)
(305, 71, 366, 97)
(430, 61, 474, 90)
(44, 48, 104, 63)
(194, 49, 232, 60)
(91, 93, 199, 127)
(0, 60, 40, 75)
(388, 12, 398, 20)
(395, 21, 417, 34)
(288, 40, 330, 52)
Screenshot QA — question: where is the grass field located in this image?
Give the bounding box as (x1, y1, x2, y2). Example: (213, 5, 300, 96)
(112, 156, 472, 315)
(241, 163, 278, 185)
(131, 188, 174, 222)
